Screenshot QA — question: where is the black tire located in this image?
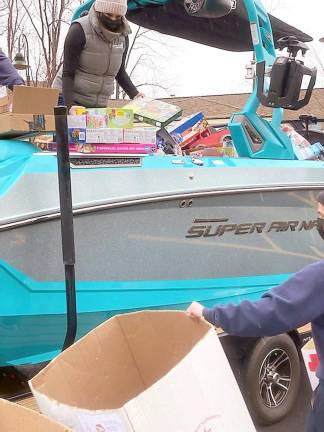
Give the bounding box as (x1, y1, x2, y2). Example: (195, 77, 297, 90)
(244, 334, 301, 425)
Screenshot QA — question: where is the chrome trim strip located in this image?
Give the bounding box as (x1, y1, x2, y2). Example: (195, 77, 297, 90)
(1, 183, 324, 231)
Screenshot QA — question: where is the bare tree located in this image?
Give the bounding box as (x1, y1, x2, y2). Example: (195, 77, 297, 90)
(18, 0, 76, 86)
(116, 25, 174, 99)
(1, 0, 26, 59)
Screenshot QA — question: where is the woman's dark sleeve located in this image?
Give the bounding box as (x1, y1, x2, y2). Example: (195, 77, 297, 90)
(62, 23, 86, 109)
(115, 36, 139, 99)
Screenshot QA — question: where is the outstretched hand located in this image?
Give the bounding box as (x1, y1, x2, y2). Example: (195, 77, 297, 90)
(186, 301, 204, 320)
(134, 92, 145, 99)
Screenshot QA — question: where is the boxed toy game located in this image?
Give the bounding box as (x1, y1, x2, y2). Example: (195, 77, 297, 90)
(123, 97, 182, 128)
(123, 127, 157, 144)
(107, 108, 134, 128)
(67, 115, 86, 144)
(85, 128, 124, 144)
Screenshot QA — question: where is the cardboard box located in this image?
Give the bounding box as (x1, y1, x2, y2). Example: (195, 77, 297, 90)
(156, 112, 208, 151)
(0, 398, 70, 431)
(0, 86, 59, 138)
(302, 338, 319, 390)
(30, 311, 255, 432)
(123, 97, 182, 128)
(170, 112, 207, 146)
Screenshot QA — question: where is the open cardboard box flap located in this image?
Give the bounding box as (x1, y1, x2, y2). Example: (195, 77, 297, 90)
(0, 86, 59, 137)
(30, 310, 255, 432)
(11, 86, 59, 115)
(0, 398, 70, 431)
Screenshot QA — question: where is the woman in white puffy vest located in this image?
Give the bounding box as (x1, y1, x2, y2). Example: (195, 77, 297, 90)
(53, 0, 143, 112)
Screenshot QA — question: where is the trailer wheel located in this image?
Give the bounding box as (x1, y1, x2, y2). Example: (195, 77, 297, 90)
(244, 334, 300, 425)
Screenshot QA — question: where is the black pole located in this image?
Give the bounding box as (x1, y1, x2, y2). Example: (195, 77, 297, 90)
(54, 106, 77, 351)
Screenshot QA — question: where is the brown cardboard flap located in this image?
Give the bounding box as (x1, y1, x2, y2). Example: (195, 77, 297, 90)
(0, 113, 56, 137)
(11, 86, 59, 115)
(30, 311, 211, 410)
(0, 398, 70, 431)
(0, 88, 11, 114)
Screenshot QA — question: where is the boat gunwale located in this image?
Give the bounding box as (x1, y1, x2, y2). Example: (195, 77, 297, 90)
(1, 182, 323, 232)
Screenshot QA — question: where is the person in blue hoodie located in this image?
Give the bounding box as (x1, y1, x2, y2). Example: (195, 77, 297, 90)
(187, 191, 324, 432)
(0, 49, 24, 90)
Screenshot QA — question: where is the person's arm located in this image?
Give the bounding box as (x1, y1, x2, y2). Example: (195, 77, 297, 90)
(0, 49, 24, 90)
(115, 36, 139, 99)
(62, 23, 86, 109)
(197, 260, 324, 337)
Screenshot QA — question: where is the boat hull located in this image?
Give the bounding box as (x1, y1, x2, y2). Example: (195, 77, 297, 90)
(0, 188, 322, 365)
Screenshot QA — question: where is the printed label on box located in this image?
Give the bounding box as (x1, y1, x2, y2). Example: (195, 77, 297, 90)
(107, 108, 134, 129)
(86, 115, 108, 129)
(68, 128, 86, 144)
(67, 115, 87, 129)
(123, 128, 157, 144)
(86, 128, 124, 144)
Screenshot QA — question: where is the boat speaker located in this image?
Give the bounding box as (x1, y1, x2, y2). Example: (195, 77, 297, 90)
(184, 0, 233, 18)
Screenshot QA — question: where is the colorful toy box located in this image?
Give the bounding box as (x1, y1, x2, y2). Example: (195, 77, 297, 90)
(123, 97, 182, 128)
(107, 108, 134, 128)
(47, 143, 157, 154)
(156, 112, 209, 151)
(123, 127, 157, 144)
(85, 128, 124, 144)
(67, 115, 86, 144)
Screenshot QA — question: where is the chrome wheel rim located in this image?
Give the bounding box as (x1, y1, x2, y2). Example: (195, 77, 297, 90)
(259, 348, 292, 408)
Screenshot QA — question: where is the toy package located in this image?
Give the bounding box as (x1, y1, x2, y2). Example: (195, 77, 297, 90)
(47, 142, 156, 154)
(123, 127, 157, 144)
(282, 125, 316, 160)
(107, 108, 134, 128)
(67, 115, 86, 144)
(85, 128, 124, 144)
(156, 112, 210, 152)
(123, 97, 182, 128)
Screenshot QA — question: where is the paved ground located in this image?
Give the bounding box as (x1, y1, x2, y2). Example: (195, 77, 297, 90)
(257, 363, 312, 432)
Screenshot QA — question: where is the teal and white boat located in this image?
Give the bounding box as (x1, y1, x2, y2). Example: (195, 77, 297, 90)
(0, 0, 321, 425)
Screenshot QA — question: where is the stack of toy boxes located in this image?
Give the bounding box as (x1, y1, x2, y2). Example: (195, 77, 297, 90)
(66, 108, 157, 154)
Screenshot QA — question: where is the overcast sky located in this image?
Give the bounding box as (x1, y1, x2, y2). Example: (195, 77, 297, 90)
(131, 0, 324, 97)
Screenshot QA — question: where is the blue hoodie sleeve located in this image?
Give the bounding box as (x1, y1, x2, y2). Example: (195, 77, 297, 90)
(202, 260, 324, 337)
(0, 49, 24, 89)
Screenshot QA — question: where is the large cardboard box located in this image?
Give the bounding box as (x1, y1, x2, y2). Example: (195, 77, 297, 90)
(0, 86, 59, 138)
(302, 338, 319, 390)
(30, 311, 255, 432)
(0, 398, 70, 431)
